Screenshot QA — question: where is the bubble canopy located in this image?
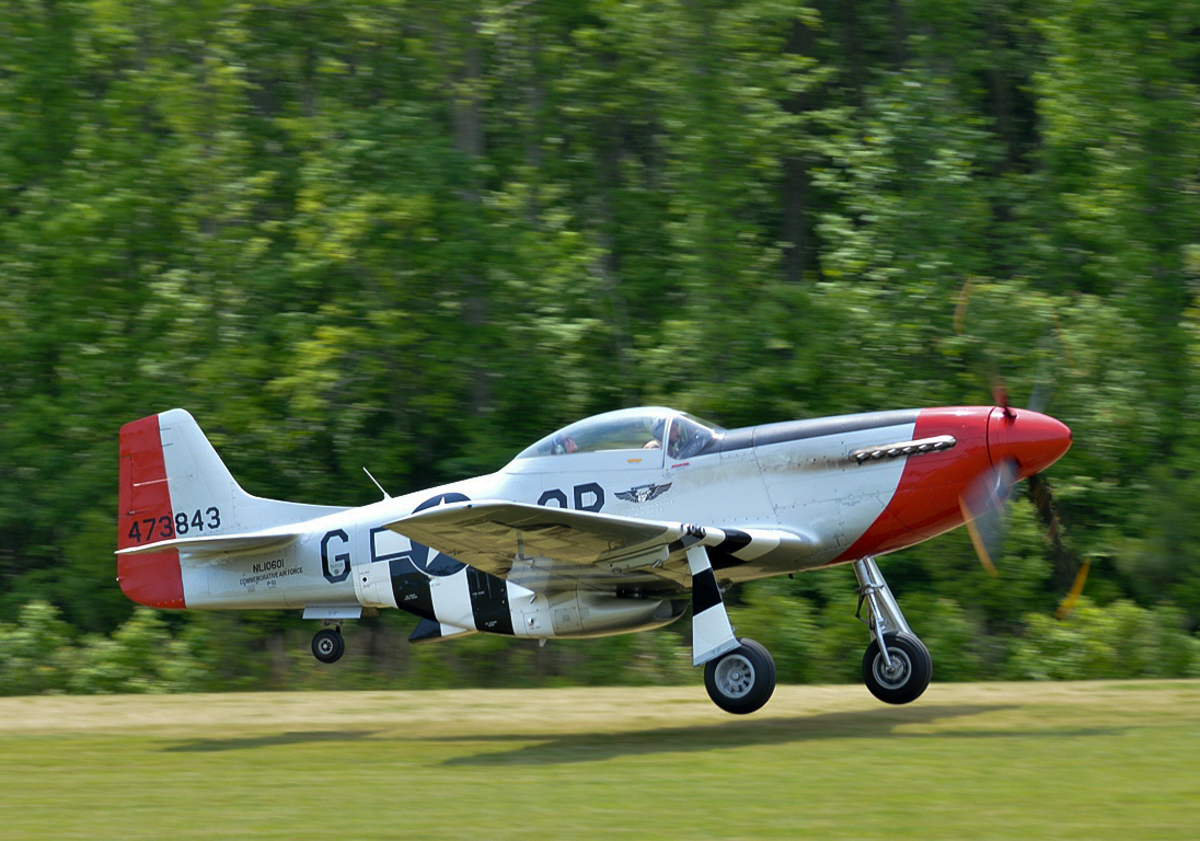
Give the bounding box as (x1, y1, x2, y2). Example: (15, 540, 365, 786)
(515, 407, 725, 460)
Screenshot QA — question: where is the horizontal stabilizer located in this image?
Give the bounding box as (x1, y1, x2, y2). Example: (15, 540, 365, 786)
(116, 527, 301, 558)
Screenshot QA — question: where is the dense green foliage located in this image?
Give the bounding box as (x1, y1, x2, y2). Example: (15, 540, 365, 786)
(3, 0, 1200, 692)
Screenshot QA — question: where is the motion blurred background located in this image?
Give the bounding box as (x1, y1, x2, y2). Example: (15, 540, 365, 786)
(2, 0, 1199, 694)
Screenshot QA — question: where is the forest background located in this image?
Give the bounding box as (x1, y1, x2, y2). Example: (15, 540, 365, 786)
(4, 0, 1200, 695)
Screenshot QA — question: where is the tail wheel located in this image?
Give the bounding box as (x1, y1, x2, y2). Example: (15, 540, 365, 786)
(703, 638, 776, 715)
(862, 632, 931, 705)
(312, 628, 345, 664)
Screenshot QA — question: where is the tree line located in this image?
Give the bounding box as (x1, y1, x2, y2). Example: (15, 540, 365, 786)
(3, 0, 1200, 692)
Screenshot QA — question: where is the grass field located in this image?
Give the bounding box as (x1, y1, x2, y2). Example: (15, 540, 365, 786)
(1, 680, 1197, 840)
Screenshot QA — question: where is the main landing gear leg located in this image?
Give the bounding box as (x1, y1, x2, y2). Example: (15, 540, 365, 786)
(853, 556, 931, 705)
(686, 533, 776, 715)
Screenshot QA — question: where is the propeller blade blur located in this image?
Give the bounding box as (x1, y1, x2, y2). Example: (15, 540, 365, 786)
(1027, 471, 1089, 620)
(1055, 558, 1090, 620)
(959, 460, 1017, 576)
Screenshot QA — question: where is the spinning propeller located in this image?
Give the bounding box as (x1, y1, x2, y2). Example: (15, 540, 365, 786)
(958, 387, 1087, 619)
(955, 283, 1087, 618)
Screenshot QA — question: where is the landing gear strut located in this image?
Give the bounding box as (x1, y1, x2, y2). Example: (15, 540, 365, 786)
(311, 625, 345, 664)
(853, 557, 931, 705)
(685, 532, 777, 714)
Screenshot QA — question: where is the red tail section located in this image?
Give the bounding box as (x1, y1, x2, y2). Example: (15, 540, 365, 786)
(117, 414, 186, 608)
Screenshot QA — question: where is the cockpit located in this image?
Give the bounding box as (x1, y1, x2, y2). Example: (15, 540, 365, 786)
(515, 407, 725, 461)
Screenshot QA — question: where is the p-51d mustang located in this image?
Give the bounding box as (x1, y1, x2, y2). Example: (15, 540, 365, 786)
(117, 402, 1071, 714)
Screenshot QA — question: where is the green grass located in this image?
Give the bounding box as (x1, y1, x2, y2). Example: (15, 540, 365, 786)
(1, 681, 1197, 840)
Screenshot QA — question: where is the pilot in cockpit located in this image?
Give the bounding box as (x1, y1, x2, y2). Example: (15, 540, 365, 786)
(552, 434, 578, 454)
(644, 417, 699, 459)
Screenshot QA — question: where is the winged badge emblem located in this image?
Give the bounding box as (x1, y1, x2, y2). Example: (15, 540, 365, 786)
(615, 482, 673, 503)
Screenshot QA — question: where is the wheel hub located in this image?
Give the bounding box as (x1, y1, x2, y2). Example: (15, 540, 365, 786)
(714, 654, 755, 698)
(873, 649, 912, 688)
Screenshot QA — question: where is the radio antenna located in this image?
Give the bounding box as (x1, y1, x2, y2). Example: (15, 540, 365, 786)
(362, 467, 391, 499)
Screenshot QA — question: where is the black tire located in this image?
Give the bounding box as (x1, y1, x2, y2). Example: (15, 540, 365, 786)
(312, 628, 345, 664)
(703, 638, 776, 715)
(862, 632, 931, 705)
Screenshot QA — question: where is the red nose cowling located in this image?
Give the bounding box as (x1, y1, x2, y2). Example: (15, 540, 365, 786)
(986, 407, 1072, 479)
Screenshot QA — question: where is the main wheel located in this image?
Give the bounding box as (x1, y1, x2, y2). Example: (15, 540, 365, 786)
(704, 638, 776, 715)
(312, 628, 345, 664)
(862, 632, 931, 705)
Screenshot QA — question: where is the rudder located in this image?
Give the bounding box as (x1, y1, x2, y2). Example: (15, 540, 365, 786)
(117, 412, 186, 608)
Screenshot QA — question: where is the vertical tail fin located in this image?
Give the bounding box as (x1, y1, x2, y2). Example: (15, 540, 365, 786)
(117, 409, 344, 608)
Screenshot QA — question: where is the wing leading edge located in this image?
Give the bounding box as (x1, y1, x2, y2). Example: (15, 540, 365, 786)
(385, 500, 816, 593)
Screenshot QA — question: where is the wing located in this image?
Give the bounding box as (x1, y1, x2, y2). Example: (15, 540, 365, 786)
(385, 500, 815, 593)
